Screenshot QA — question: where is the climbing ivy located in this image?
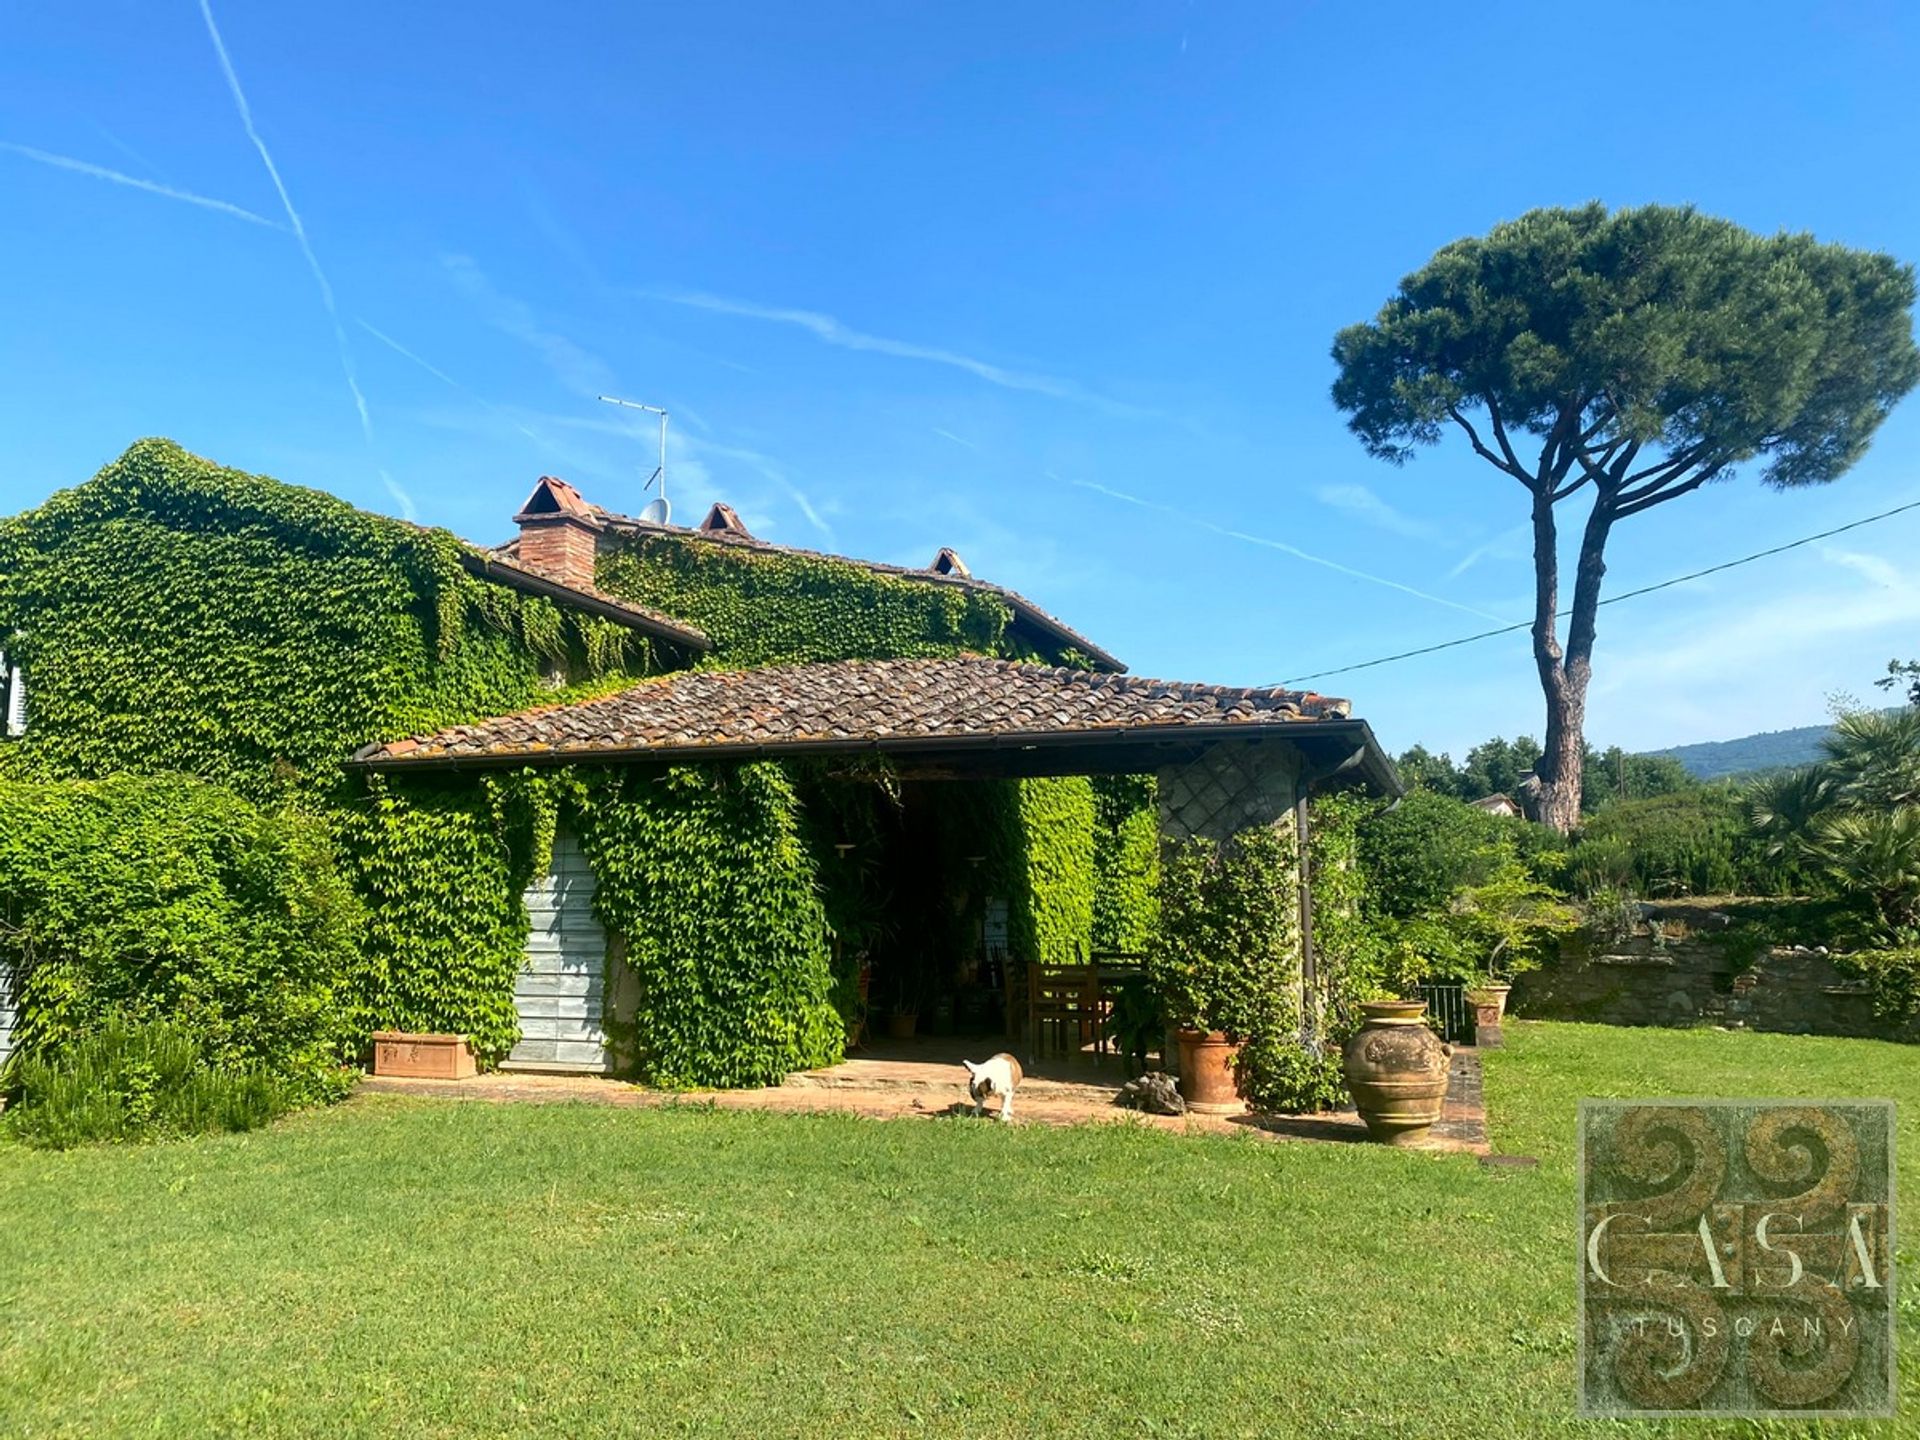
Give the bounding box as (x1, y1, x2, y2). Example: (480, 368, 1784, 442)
(571, 763, 842, 1087)
(1, 440, 1137, 1093)
(595, 532, 1013, 667)
(1091, 773, 1159, 954)
(1011, 777, 1098, 966)
(336, 772, 551, 1063)
(0, 439, 652, 806)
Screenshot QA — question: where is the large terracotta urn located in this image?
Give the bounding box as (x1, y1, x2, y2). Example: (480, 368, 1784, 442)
(1342, 1000, 1451, 1146)
(1175, 1029, 1245, 1115)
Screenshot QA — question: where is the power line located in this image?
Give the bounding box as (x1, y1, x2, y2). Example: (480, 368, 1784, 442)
(1276, 496, 1920, 686)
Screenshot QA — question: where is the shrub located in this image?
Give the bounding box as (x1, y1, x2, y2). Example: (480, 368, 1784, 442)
(1356, 789, 1510, 919)
(1570, 786, 1796, 898)
(0, 775, 362, 1104)
(6, 1016, 299, 1149)
(1152, 826, 1336, 1111)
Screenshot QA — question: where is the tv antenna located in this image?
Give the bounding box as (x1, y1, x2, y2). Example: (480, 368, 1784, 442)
(597, 395, 670, 524)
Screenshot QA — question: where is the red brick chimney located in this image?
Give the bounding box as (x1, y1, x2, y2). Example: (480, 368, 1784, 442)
(512, 476, 602, 589)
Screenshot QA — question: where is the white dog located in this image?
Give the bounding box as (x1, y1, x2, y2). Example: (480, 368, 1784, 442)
(962, 1053, 1024, 1121)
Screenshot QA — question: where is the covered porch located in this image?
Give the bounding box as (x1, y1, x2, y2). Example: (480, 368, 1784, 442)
(352, 655, 1402, 1098)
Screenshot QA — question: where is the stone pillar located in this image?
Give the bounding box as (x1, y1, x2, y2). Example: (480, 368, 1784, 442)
(1469, 993, 1505, 1049)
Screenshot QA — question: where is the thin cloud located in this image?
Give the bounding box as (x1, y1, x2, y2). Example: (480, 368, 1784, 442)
(358, 318, 548, 450)
(443, 253, 618, 397)
(198, 0, 413, 519)
(87, 121, 168, 182)
(677, 434, 834, 543)
(641, 288, 1154, 419)
(1068, 478, 1511, 624)
(1447, 523, 1531, 580)
(933, 428, 981, 452)
(1314, 483, 1445, 544)
(0, 140, 280, 228)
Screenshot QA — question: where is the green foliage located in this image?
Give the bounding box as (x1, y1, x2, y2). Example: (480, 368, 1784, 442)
(0, 775, 360, 1102)
(1567, 787, 1792, 897)
(1236, 1036, 1346, 1115)
(1304, 790, 1392, 1029)
(1151, 825, 1300, 1034)
(1396, 734, 1695, 812)
(1743, 706, 1920, 943)
(1011, 777, 1097, 966)
(595, 532, 1015, 667)
(5, 1015, 301, 1149)
(338, 773, 548, 1063)
(1333, 202, 1920, 489)
(1832, 947, 1920, 1021)
(1090, 773, 1158, 954)
(1881, 659, 1920, 709)
(576, 763, 842, 1088)
(1445, 862, 1581, 981)
(0, 439, 649, 805)
(1357, 788, 1513, 919)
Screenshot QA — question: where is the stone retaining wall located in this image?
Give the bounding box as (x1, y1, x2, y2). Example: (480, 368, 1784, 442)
(1512, 903, 1918, 1042)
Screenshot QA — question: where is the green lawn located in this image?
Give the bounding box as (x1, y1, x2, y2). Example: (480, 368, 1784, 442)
(2, 1021, 1916, 1438)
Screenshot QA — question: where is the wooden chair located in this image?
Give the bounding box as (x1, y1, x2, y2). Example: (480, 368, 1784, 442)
(1026, 958, 1104, 1058)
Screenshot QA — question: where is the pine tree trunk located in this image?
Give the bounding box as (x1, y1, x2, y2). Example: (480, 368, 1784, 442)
(1527, 485, 1613, 832)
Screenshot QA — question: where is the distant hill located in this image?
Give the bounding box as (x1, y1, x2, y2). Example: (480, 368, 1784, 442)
(1648, 721, 1843, 780)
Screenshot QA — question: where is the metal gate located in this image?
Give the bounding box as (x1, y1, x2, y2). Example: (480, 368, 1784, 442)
(0, 960, 16, 1070)
(1418, 982, 1475, 1045)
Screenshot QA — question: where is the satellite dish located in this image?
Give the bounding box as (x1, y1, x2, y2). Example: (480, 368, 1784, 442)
(640, 496, 671, 525)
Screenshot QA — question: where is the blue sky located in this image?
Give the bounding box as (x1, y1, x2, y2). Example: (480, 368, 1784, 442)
(3, 1, 1918, 757)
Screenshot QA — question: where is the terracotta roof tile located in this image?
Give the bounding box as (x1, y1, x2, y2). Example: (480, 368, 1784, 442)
(352, 657, 1353, 767)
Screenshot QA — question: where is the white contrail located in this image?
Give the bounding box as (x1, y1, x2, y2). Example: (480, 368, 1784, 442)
(0, 140, 280, 228)
(358, 318, 547, 447)
(198, 0, 413, 520)
(642, 287, 1156, 419)
(1067, 477, 1512, 624)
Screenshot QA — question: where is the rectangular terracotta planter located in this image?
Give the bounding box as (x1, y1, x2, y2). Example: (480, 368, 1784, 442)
(371, 1031, 477, 1080)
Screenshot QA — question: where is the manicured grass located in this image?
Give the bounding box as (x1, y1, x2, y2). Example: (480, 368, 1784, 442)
(1, 1021, 1916, 1438)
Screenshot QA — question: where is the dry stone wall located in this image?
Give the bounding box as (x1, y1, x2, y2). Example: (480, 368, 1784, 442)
(1513, 903, 1917, 1042)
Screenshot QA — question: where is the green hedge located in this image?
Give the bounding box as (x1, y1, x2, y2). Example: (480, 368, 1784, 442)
(0, 439, 649, 805)
(0, 774, 360, 1103)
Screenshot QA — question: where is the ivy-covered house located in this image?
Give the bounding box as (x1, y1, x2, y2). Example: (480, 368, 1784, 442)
(0, 439, 1397, 1094)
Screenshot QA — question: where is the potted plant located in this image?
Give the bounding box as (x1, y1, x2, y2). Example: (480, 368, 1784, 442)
(1148, 832, 1293, 1115)
(885, 976, 922, 1040)
(1450, 861, 1580, 1046)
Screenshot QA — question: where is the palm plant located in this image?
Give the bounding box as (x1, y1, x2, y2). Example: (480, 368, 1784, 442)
(1807, 808, 1920, 943)
(1743, 705, 1920, 942)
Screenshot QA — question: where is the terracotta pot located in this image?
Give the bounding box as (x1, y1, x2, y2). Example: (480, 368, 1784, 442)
(371, 1031, 477, 1080)
(1341, 1001, 1451, 1146)
(885, 1011, 918, 1040)
(1176, 1028, 1245, 1115)
(1464, 983, 1512, 1049)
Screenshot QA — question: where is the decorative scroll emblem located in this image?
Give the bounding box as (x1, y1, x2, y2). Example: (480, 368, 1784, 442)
(1580, 1099, 1895, 1418)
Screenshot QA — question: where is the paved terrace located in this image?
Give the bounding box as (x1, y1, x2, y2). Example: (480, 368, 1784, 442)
(358, 1043, 1490, 1155)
